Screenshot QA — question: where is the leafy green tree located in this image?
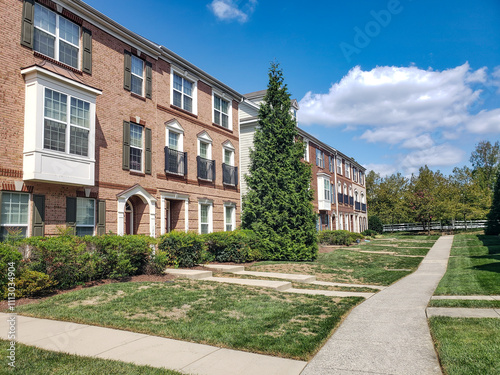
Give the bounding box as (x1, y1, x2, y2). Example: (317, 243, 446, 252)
(366, 171, 409, 224)
(242, 63, 317, 260)
(486, 171, 500, 235)
(470, 140, 500, 193)
(368, 215, 384, 234)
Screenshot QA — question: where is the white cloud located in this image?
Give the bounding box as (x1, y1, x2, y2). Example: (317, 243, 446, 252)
(401, 134, 434, 149)
(400, 144, 464, 170)
(465, 108, 500, 133)
(209, 0, 257, 23)
(492, 66, 500, 93)
(298, 63, 487, 144)
(363, 163, 398, 177)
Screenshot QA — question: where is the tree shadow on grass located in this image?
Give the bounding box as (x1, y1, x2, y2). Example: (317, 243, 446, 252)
(472, 262, 500, 274)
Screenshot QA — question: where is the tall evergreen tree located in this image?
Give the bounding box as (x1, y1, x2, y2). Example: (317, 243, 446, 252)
(486, 170, 500, 235)
(242, 63, 317, 260)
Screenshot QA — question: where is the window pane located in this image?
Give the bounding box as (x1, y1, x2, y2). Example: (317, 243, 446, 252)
(201, 223, 209, 234)
(173, 74, 183, 92)
(76, 227, 94, 237)
(200, 142, 208, 159)
(45, 89, 67, 122)
(59, 17, 79, 46)
(1, 193, 29, 226)
(200, 205, 208, 223)
(183, 79, 192, 96)
(130, 147, 142, 171)
(76, 198, 94, 226)
(214, 110, 220, 125)
(131, 75, 143, 96)
(224, 150, 232, 165)
(59, 40, 79, 69)
(173, 91, 182, 108)
(169, 132, 179, 150)
(34, 29, 55, 58)
(221, 114, 228, 128)
(131, 56, 144, 77)
(214, 95, 221, 110)
(70, 98, 90, 128)
(44, 119, 66, 152)
(70, 127, 89, 156)
(220, 99, 228, 114)
(130, 124, 143, 148)
(184, 96, 192, 112)
(34, 4, 56, 34)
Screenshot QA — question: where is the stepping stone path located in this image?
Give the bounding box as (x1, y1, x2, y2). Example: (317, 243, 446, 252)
(164, 265, 382, 298)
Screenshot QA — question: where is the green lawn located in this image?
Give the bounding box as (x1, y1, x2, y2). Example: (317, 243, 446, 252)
(429, 317, 500, 375)
(0, 340, 182, 375)
(250, 236, 435, 286)
(16, 280, 362, 360)
(434, 234, 500, 296)
(428, 299, 500, 309)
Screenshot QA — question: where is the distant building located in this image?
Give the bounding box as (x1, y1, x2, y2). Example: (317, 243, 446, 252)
(239, 90, 368, 233)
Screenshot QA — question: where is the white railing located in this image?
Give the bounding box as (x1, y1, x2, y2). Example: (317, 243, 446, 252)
(383, 220, 487, 232)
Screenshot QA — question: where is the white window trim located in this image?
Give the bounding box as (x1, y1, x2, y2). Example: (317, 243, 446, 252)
(316, 149, 324, 168)
(197, 131, 213, 159)
(131, 55, 145, 96)
(337, 158, 343, 175)
(223, 202, 236, 231)
(304, 139, 309, 162)
(170, 67, 198, 115)
(222, 140, 235, 166)
(165, 119, 184, 152)
(345, 162, 350, 179)
(198, 199, 213, 234)
(34, 3, 81, 70)
(129, 123, 144, 172)
(0, 192, 31, 239)
(212, 91, 233, 130)
(76, 197, 96, 236)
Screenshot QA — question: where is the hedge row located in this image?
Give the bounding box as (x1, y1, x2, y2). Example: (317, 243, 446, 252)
(317, 230, 364, 246)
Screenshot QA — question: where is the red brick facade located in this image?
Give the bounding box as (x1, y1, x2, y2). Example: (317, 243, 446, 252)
(0, 0, 241, 238)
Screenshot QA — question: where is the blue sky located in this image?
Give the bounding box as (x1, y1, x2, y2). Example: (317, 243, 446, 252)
(83, 0, 500, 177)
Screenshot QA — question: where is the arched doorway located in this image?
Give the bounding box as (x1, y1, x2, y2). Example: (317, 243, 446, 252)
(125, 201, 133, 235)
(117, 184, 157, 236)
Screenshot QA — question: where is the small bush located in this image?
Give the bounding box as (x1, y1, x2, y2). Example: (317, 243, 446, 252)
(368, 216, 384, 234)
(145, 250, 178, 275)
(9, 270, 57, 298)
(318, 230, 360, 246)
(203, 230, 255, 263)
(362, 229, 378, 237)
(158, 231, 204, 267)
(0, 243, 23, 295)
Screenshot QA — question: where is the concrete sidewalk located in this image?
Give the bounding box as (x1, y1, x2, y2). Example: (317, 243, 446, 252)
(0, 313, 306, 375)
(301, 235, 454, 375)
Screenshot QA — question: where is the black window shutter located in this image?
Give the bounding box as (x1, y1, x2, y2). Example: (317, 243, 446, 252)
(184, 152, 188, 176)
(123, 121, 130, 170)
(66, 197, 77, 235)
(123, 50, 132, 91)
(212, 160, 216, 182)
(96, 200, 106, 235)
(164, 146, 169, 172)
(145, 61, 152, 99)
(145, 127, 152, 174)
(82, 27, 92, 74)
(32, 194, 45, 237)
(21, 0, 35, 49)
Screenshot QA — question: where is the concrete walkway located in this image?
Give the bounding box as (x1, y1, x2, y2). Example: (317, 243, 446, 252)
(301, 235, 454, 375)
(0, 313, 306, 375)
(427, 307, 500, 318)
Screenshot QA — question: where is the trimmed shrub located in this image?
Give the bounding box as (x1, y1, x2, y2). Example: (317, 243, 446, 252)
(146, 250, 178, 274)
(9, 270, 57, 298)
(362, 229, 378, 237)
(318, 230, 363, 246)
(0, 243, 23, 296)
(158, 231, 204, 267)
(203, 230, 255, 263)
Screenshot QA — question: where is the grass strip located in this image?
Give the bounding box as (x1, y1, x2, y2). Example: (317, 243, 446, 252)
(428, 299, 500, 309)
(16, 280, 362, 360)
(429, 317, 500, 375)
(0, 340, 182, 375)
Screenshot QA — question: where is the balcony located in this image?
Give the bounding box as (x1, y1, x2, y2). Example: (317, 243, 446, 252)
(343, 194, 349, 204)
(197, 156, 215, 182)
(338, 193, 343, 204)
(349, 197, 354, 206)
(222, 163, 238, 186)
(362, 203, 367, 212)
(164, 147, 187, 176)
(355, 201, 361, 211)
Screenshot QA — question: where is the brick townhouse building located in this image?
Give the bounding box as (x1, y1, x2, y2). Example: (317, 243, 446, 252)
(0, 0, 242, 240)
(239, 90, 368, 233)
